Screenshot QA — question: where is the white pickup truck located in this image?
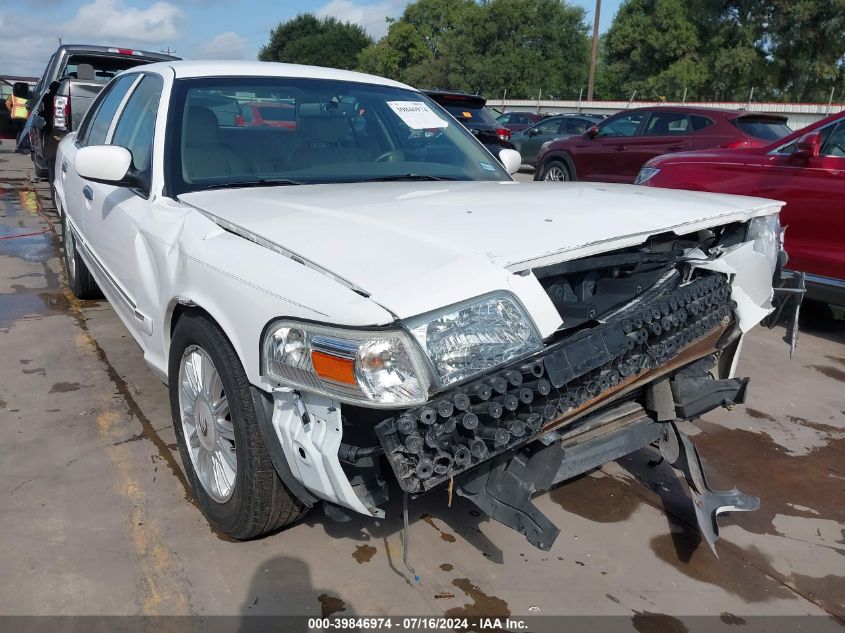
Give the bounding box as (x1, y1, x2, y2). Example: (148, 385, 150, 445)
(55, 61, 800, 554)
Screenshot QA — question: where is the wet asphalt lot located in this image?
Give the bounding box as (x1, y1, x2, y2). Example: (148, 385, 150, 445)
(0, 146, 843, 629)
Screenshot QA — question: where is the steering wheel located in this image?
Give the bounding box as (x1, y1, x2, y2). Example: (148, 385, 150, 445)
(374, 149, 405, 163)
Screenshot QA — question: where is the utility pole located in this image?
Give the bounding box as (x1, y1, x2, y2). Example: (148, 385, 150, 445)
(161, 46, 176, 56)
(587, 0, 601, 102)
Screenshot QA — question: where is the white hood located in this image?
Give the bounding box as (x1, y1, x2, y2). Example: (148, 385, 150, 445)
(179, 181, 781, 319)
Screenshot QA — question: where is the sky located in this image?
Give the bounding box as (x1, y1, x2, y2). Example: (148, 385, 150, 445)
(0, 0, 623, 79)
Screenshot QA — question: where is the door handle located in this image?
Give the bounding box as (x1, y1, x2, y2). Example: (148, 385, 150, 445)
(614, 145, 627, 151)
(61, 161, 68, 174)
(82, 185, 93, 202)
(668, 146, 684, 151)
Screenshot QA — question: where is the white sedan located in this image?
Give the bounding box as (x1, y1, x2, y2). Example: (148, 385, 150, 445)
(55, 61, 796, 552)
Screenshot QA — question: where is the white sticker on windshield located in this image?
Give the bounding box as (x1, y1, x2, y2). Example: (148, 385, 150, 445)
(387, 101, 449, 129)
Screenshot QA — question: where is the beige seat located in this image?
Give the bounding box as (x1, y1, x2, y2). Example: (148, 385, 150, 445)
(287, 112, 369, 170)
(183, 106, 251, 181)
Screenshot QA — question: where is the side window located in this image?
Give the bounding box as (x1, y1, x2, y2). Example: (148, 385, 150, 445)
(690, 115, 714, 132)
(497, 113, 511, 124)
(535, 118, 561, 134)
(644, 112, 689, 136)
(111, 74, 163, 180)
(560, 118, 589, 134)
(78, 74, 137, 146)
(820, 121, 845, 158)
(597, 112, 646, 138)
(513, 114, 529, 125)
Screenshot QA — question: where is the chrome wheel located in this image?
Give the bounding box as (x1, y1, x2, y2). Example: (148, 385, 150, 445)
(543, 164, 568, 181)
(64, 220, 77, 285)
(178, 345, 236, 503)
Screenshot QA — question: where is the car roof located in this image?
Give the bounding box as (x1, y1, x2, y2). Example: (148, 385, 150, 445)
(421, 89, 487, 105)
(621, 105, 770, 118)
(140, 60, 413, 90)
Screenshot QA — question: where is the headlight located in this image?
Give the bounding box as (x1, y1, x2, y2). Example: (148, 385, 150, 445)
(746, 213, 782, 275)
(404, 293, 542, 388)
(634, 166, 660, 184)
(262, 321, 430, 407)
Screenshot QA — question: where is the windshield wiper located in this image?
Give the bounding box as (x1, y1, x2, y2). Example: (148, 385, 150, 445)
(195, 178, 304, 191)
(356, 175, 459, 182)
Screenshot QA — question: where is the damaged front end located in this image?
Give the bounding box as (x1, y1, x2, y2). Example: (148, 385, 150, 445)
(368, 224, 801, 554)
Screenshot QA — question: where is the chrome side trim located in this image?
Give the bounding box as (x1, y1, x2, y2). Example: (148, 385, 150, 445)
(69, 223, 154, 335)
(803, 272, 845, 289)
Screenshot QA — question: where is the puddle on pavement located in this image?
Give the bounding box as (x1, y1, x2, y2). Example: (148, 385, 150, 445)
(0, 288, 68, 332)
(548, 471, 644, 523)
(652, 421, 845, 612)
(694, 420, 845, 534)
(650, 526, 795, 603)
(445, 578, 510, 618)
(0, 186, 54, 263)
(49, 382, 81, 393)
(351, 544, 376, 564)
(421, 514, 457, 543)
(318, 594, 346, 617)
(810, 365, 845, 383)
(631, 611, 689, 633)
(440, 563, 453, 572)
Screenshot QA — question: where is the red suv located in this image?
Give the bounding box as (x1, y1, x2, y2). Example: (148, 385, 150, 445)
(533, 106, 790, 183)
(639, 110, 845, 305)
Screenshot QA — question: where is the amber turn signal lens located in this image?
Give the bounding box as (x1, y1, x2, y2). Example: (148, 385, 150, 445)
(311, 350, 356, 385)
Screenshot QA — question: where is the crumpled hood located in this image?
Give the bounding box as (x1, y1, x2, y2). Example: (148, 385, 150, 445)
(179, 181, 781, 318)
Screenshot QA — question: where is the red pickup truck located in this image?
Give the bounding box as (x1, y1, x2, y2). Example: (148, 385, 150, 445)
(638, 110, 845, 306)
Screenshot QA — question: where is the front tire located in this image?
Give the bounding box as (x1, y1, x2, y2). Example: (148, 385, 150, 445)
(62, 210, 102, 299)
(539, 159, 572, 182)
(169, 313, 307, 539)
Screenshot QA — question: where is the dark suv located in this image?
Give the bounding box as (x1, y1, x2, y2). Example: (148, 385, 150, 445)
(533, 106, 791, 183)
(421, 90, 515, 158)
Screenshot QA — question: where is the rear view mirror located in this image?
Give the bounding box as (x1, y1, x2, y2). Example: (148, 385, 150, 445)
(75, 145, 132, 184)
(792, 131, 821, 159)
(498, 148, 522, 175)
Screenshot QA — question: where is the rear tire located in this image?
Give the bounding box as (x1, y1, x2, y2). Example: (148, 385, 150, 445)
(169, 313, 307, 539)
(61, 209, 102, 299)
(539, 159, 572, 182)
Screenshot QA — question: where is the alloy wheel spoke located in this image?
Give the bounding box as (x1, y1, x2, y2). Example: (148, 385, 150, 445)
(215, 417, 235, 442)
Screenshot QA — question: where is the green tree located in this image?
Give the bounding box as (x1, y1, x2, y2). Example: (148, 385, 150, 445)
(764, 0, 845, 101)
(604, 0, 707, 100)
(356, 0, 590, 98)
(258, 14, 373, 70)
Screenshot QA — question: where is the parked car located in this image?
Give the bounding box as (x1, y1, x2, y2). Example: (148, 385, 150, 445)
(421, 90, 515, 157)
(638, 110, 845, 306)
(511, 113, 604, 166)
(534, 106, 792, 183)
(21, 44, 178, 186)
(496, 111, 548, 133)
(57, 61, 796, 555)
(242, 101, 296, 129)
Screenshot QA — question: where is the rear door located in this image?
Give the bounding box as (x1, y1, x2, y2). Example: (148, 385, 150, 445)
(620, 111, 693, 182)
(755, 120, 845, 282)
(575, 110, 647, 182)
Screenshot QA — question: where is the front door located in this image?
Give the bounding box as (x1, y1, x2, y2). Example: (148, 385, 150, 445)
(755, 120, 845, 281)
(576, 110, 647, 182)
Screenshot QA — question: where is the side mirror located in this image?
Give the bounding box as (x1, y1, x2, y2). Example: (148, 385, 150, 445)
(527, 128, 539, 137)
(75, 145, 133, 184)
(586, 126, 599, 139)
(792, 131, 821, 160)
(498, 148, 522, 175)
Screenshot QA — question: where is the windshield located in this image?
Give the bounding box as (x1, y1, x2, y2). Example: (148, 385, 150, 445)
(167, 77, 510, 195)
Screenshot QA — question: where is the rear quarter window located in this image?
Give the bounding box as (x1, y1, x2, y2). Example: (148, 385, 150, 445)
(690, 115, 714, 132)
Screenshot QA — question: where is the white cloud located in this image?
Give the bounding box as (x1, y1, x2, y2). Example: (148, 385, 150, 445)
(62, 0, 184, 43)
(316, 0, 408, 39)
(0, 0, 184, 77)
(196, 31, 250, 60)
